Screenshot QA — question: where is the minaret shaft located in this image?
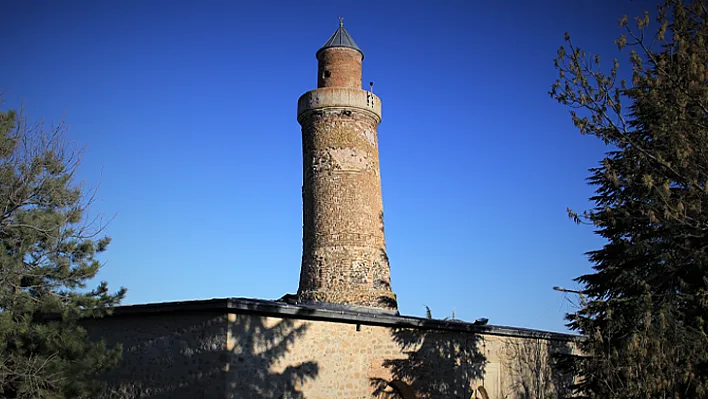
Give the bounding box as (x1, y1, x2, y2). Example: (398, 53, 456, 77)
(296, 25, 396, 310)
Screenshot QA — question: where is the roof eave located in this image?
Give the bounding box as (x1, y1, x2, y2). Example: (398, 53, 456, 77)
(316, 45, 365, 60)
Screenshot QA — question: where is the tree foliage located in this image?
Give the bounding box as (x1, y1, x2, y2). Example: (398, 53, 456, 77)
(0, 107, 126, 398)
(551, 0, 708, 397)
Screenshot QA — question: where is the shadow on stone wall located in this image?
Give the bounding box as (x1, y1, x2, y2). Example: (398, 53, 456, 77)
(549, 340, 577, 399)
(499, 338, 575, 399)
(225, 314, 318, 398)
(86, 309, 318, 399)
(371, 323, 486, 399)
(377, 247, 398, 310)
(86, 311, 228, 398)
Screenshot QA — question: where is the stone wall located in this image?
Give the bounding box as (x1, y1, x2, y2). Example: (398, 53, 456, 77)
(84, 311, 228, 399)
(224, 313, 576, 399)
(85, 305, 577, 399)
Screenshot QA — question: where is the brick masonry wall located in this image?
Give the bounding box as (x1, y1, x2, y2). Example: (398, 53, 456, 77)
(298, 105, 396, 310)
(317, 48, 363, 89)
(83, 311, 228, 399)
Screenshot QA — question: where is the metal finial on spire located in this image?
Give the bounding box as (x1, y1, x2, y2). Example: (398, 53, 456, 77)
(339, 17, 344, 28)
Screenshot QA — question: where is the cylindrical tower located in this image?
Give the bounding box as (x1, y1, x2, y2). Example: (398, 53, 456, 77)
(296, 20, 396, 311)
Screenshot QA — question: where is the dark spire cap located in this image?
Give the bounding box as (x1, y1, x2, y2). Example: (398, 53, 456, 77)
(316, 18, 364, 60)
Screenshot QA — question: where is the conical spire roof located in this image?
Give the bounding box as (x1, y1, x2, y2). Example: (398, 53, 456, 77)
(317, 18, 364, 59)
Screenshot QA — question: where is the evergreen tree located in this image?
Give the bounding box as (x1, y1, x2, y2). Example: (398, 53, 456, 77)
(551, 1, 708, 397)
(0, 107, 126, 398)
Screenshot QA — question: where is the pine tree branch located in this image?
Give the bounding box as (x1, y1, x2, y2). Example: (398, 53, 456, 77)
(624, 20, 708, 125)
(561, 36, 708, 200)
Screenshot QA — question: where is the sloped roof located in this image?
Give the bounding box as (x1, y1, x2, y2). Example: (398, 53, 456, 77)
(317, 19, 364, 59)
(103, 297, 581, 341)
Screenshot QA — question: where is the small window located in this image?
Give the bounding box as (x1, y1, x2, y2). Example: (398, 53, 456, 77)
(323, 70, 331, 78)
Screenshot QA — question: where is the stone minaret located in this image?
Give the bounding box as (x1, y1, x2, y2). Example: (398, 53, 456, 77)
(296, 20, 396, 311)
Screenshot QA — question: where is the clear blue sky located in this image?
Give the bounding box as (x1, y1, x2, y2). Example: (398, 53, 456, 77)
(1, 0, 655, 332)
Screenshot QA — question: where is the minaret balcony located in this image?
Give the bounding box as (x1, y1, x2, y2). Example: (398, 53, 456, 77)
(297, 87, 381, 123)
